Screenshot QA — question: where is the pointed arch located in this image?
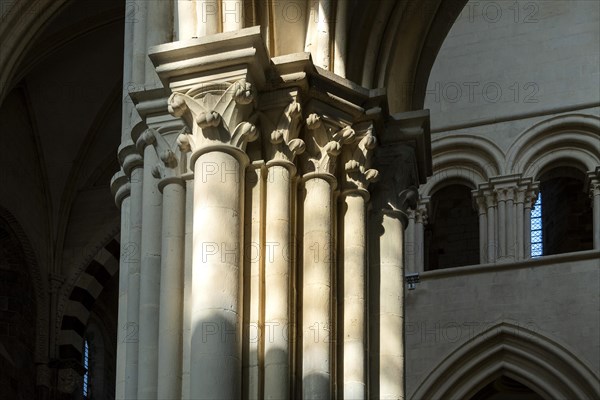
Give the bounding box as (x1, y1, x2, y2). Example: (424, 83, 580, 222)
(411, 322, 600, 400)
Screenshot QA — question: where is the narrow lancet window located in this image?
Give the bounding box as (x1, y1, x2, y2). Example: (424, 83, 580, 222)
(83, 339, 90, 399)
(531, 193, 543, 257)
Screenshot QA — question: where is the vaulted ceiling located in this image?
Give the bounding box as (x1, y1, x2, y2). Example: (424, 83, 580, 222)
(0, 0, 124, 280)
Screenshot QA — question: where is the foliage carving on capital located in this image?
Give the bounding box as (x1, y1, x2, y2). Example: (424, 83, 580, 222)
(415, 202, 429, 225)
(135, 128, 157, 154)
(342, 124, 379, 191)
(474, 194, 487, 214)
(263, 100, 305, 163)
(301, 113, 356, 176)
(147, 128, 188, 183)
(524, 189, 538, 207)
(589, 179, 600, 199)
(167, 79, 259, 153)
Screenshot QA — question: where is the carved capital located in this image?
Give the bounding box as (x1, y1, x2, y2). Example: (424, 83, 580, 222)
(506, 187, 516, 201)
(342, 123, 379, 194)
(415, 203, 429, 225)
(300, 113, 356, 177)
(495, 188, 507, 202)
(589, 180, 600, 200)
(515, 189, 526, 204)
(143, 127, 188, 189)
(475, 194, 488, 214)
(524, 189, 538, 208)
(135, 128, 157, 153)
(485, 192, 497, 208)
(263, 100, 305, 165)
(168, 79, 259, 160)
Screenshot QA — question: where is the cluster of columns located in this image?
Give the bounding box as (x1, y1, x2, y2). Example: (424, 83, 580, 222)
(472, 176, 539, 263)
(405, 199, 429, 274)
(111, 27, 430, 400)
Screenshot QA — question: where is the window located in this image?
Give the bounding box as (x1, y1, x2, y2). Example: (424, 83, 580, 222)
(537, 167, 593, 256)
(83, 339, 90, 399)
(425, 184, 479, 270)
(530, 193, 543, 257)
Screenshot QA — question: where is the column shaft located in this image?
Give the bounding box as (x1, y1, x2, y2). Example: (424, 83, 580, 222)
(125, 166, 143, 399)
(516, 201, 524, 260)
(405, 212, 415, 273)
(145, 0, 174, 84)
(478, 209, 487, 263)
(191, 150, 245, 399)
(175, 0, 196, 40)
(497, 198, 506, 257)
(197, 0, 219, 36)
(487, 203, 496, 263)
(131, 1, 148, 83)
(316, 0, 332, 69)
(379, 211, 404, 400)
(302, 177, 334, 399)
(506, 197, 515, 259)
(593, 188, 600, 249)
(222, 0, 244, 32)
(342, 193, 367, 399)
(414, 218, 424, 272)
(244, 165, 263, 400)
(115, 196, 131, 399)
(182, 178, 194, 399)
(524, 203, 532, 259)
(333, 0, 348, 77)
(157, 181, 185, 398)
(265, 165, 293, 399)
(138, 147, 163, 399)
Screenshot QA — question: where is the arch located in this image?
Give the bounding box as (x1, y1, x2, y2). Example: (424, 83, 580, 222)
(432, 134, 503, 177)
(346, 0, 468, 111)
(412, 322, 600, 400)
(506, 113, 600, 179)
(58, 235, 120, 363)
(420, 135, 504, 196)
(0, 207, 49, 370)
(420, 167, 484, 198)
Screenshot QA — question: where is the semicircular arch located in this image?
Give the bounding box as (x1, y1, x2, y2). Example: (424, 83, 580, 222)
(506, 114, 600, 179)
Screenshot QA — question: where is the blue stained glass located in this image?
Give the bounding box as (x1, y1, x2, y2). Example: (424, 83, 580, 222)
(83, 339, 89, 398)
(530, 193, 543, 257)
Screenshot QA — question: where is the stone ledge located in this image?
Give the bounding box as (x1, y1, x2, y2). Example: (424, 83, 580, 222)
(421, 249, 600, 280)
